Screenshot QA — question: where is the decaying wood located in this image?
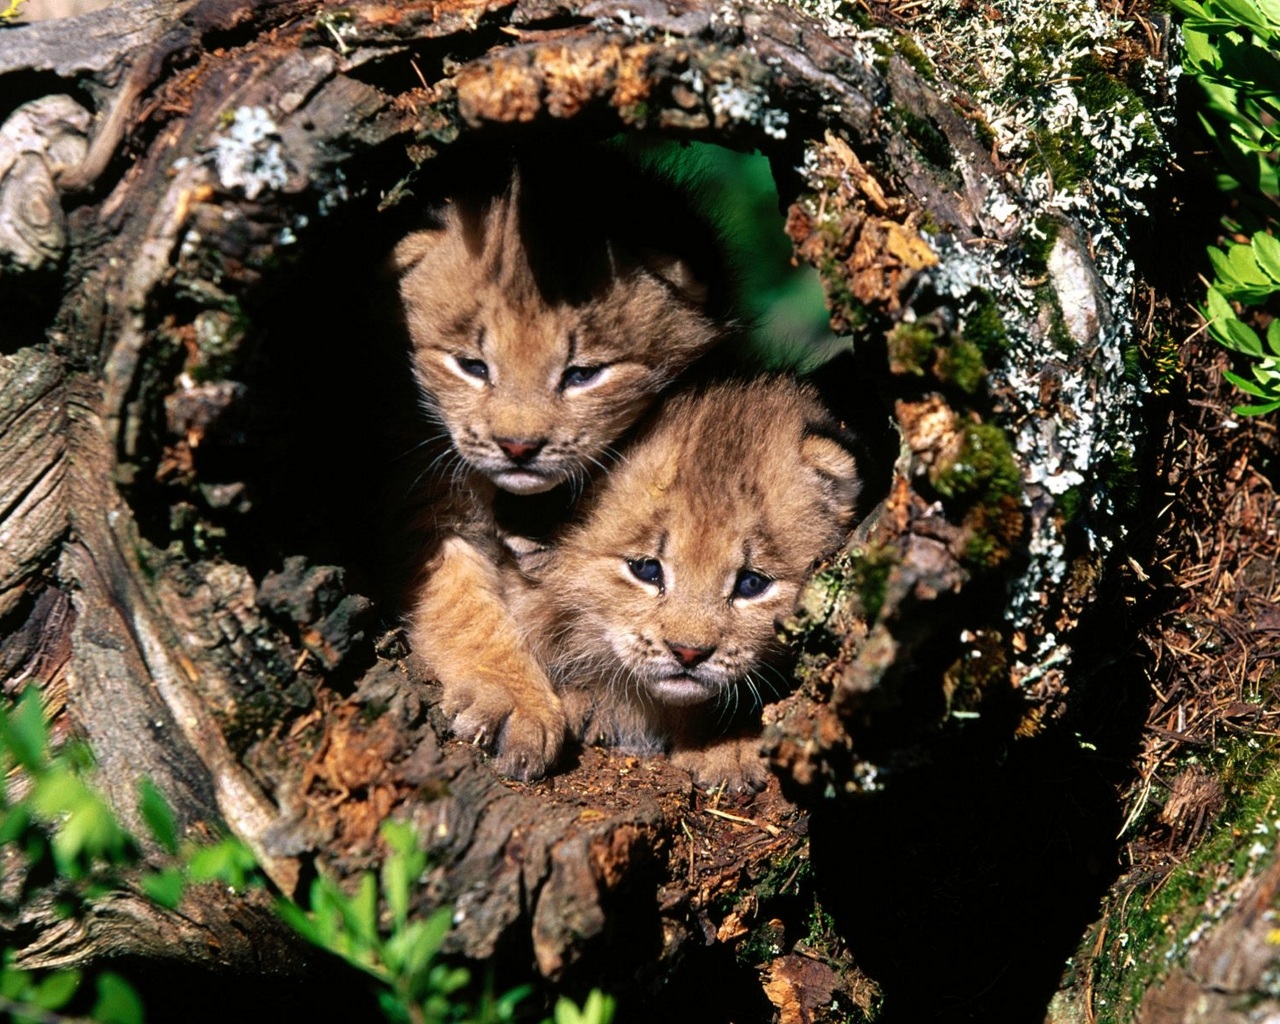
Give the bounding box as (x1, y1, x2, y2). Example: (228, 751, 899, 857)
(0, 349, 65, 620)
(0, 0, 1159, 1010)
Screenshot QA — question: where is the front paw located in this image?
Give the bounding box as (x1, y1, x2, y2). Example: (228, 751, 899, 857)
(443, 681, 567, 782)
(671, 736, 769, 794)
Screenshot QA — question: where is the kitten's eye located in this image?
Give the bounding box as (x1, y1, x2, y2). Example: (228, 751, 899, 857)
(456, 357, 489, 381)
(733, 570, 774, 600)
(627, 557, 664, 588)
(561, 365, 604, 389)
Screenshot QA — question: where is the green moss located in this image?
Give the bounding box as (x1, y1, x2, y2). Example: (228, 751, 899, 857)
(1122, 338, 1144, 385)
(1143, 328, 1183, 396)
(890, 319, 989, 394)
(1072, 54, 1132, 114)
(1056, 485, 1085, 524)
(961, 294, 1010, 357)
(1087, 743, 1280, 1020)
(1060, 55, 1166, 182)
(936, 338, 986, 394)
(1034, 284, 1077, 354)
(895, 35, 936, 82)
(886, 321, 935, 376)
(1021, 216, 1061, 274)
(1101, 444, 1139, 513)
(847, 544, 898, 623)
(932, 420, 1021, 503)
(893, 106, 954, 170)
(817, 255, 867, 335)
(1032, 127, 1097, 192)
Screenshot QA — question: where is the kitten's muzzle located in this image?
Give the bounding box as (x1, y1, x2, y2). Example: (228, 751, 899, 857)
(665, 641, 715, 669)
(494, 436, 546, 464)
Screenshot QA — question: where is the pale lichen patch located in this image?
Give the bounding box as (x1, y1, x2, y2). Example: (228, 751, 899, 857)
(209, 106, 289, 201)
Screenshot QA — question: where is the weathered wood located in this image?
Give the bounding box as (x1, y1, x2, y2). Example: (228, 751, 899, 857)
(0, 349, 65, 620)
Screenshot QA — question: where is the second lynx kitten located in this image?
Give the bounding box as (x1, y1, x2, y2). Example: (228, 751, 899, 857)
(510, 377, 862, 791)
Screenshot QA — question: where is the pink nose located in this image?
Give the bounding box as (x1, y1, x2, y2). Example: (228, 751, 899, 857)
(495, 437, 545, 463)
(666, 642, 714, 668)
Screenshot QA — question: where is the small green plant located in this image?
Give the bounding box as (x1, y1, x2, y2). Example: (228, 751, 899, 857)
(1173, 0, 1280, 415)
(0, 689, 148, 1024)
(280, 819, 615, 1024)
(1174, 0, 1280, 200)
(2, 690, 613, 1024)
(1204, 251, 1280, 415)
(0, 956, 144, 1024)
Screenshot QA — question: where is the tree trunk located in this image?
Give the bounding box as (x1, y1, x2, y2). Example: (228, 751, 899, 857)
(0, 0, 1177, 1016)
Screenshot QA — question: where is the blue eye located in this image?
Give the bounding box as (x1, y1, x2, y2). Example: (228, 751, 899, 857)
(457, 357, 489, 381)
(733, 571, 772, 600)
(627, 558, 663, 587)
(561, 365, 604, 389)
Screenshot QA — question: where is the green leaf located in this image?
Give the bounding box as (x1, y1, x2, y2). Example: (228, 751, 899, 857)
(1266, 318, 1280, 355)
(385, 907, 451, 982)
(1214, 0, 1275, 34)
(53, 792, 129, 874)
(140, 868, 186, 910)
(1182, 29, 1222, 73)
(580, 990, 617, 1024)
(1224, 368, 1275, 396)
(0, 802, 32, 845)
(349, 871, 380, 949)
(136, 779, 178, 854)
(1205, 284, 1238, 323)
(30, 970, 81, 1011)
(492, 983, 533, 1021)
(184, 836, 257, 889)
(275, 897, 325, 947)
(380, 820, 425, 931)
(375, 988, 412, 1024)
(307, 878, 351, 953)
(1211, 316, 1267, 355)
(1, 688, 49, 771)
(1251, 232, 1280, 281)
(1233, 397, 1280, 414)
(381, 819, 417, 857)
(0, 959, 31, 1000)
(383, 853, 411, 931)
(92, 972, 145, 1024)
(1228, 240, 1274, 285)
(1208, 245, 1244, 288)
(554, 996, 585, 1024)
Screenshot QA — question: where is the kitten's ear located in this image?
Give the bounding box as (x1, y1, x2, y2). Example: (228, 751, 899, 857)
(641, 250, 710, 309)
(391, 228, 440, 273)
(801, 428, 862, 519)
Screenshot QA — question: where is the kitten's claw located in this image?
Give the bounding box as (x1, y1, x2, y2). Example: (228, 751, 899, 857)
(445, 683, 566, 781)
(672, 735, 769, 794)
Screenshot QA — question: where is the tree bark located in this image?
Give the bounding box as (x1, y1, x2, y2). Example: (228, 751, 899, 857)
(0, 0, 1172, 1014)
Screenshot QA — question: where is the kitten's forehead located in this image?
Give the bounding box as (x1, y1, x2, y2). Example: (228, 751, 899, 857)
(480, 294, 572, 372)
(585, 378, 856, 575)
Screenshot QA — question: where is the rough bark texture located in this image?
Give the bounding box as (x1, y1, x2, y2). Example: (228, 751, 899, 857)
(0, 0, 1172, 1016)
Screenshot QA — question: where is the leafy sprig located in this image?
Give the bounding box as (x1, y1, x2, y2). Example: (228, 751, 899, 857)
(1174, 0, 1280, 415)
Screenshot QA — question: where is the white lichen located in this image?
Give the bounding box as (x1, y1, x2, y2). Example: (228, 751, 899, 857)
(888, 1, 1174, 680)
(694, 72, 793, 139)
(210, 106, 289, 201)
